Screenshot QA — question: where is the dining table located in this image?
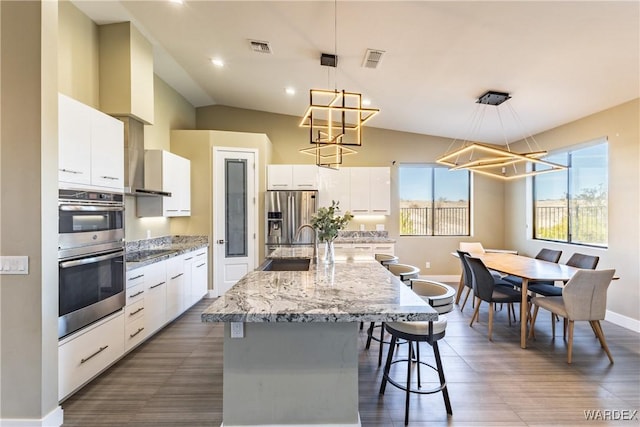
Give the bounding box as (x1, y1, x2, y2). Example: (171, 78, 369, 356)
(455, 252, 581, 348)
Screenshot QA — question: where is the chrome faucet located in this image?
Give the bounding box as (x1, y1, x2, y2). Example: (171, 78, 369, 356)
(295, 224, 318, 264)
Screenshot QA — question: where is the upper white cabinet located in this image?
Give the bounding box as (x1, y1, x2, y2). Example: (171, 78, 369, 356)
(58, 94, 124, 191)
(267, 164, 318, 190)
(318, 167, 351, 213)
(136, 150, 191, 217)
(318, 167, 390, 215)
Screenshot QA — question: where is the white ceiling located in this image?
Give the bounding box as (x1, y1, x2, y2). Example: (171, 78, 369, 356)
(72, 0, 639, 144)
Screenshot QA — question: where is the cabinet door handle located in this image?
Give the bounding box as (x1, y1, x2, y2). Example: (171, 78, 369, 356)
(272, 184, 288, 187)
(296, 184, 313, 187)
(184, 257, 194, 261)
(171, 273, 184, 280)
(197, 252, 206, 256)
(128, 274, 144, 281)
(166, 209, 179, 212)
(352, 209, 368, 212)
(372, 209, 387, 212)
(129, 307, 144, 316)
(149, 282, 165, 289)
(80, 345, 108, 364)
(100, 176, 119, 180)
(59, 168, 83, 175)
(196, 263, 206, 268)
(129, 327, 145, 339)
(129, 290, 144, 299)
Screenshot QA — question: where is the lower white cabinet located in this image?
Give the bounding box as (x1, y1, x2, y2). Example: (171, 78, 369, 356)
(191, 248, 209, 305)
(58, 310, 124, 401)
(145, 262, 167, 336)
(59, 246, 208, 402)
(166, 255, 186, 322)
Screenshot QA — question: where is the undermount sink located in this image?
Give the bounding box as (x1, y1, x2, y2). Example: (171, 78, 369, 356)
(259, 258, 311, 271)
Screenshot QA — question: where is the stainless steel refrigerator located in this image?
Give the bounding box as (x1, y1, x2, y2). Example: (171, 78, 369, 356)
(265, 190, 318, 255)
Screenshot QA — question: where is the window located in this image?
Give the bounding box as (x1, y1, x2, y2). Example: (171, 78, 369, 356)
(533, 141, 608, 247)
(399, 165, 470, 236)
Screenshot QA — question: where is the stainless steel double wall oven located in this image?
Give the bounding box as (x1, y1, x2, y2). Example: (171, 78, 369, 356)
(58, 189, 125, 338)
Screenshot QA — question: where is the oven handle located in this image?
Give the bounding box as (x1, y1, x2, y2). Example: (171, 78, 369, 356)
(60, 251, 124, 269)
(59, 204, 124, 212)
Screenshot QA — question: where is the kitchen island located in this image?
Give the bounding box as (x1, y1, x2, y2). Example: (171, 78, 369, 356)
(201, 247, 437, 427)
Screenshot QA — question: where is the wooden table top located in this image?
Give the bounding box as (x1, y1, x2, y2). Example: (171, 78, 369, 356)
(473, 252, 581, 281)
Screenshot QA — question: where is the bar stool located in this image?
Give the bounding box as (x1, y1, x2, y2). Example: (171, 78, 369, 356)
(374, 253, 399, 269)
(379, 280, 455, 425)
(366, 263, 420, 366)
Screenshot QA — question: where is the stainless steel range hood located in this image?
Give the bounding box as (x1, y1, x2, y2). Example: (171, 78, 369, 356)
(120, 116, 171, 197)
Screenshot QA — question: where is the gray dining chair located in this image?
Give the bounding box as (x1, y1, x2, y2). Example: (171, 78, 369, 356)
(528, 269, 616, 364)
(466, 255, 524, 340)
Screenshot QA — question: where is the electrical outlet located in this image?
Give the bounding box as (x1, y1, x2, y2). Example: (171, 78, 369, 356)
(425, 261, 431, 269)
(230, 322, 244, 338)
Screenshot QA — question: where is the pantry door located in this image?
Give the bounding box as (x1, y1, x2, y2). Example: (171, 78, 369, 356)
(213, 148, 258, 296)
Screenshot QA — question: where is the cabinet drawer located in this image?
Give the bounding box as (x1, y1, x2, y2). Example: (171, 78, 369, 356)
(125, 316, 147, 352)
(126, 269, 146, 289)
(125, 298, 145, 323)
(59, 311, 124, 400)
(126, 283, 145, 305)
(372, 244, 395, 256)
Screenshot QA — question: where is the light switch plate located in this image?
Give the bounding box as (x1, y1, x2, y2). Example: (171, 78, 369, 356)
(0, 256, 29, 275)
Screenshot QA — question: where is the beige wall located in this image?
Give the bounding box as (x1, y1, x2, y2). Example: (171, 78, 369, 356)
(196, 105, 507, 276)
(504, 99, 640, 326)
(58, 0, 99, 107)
(1, 0, 60, 421)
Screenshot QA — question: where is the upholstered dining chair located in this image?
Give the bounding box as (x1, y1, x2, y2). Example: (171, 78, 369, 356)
(528, 269, 616, 364)
(525, 252, 599, 297)
(465, 255, 524, 340)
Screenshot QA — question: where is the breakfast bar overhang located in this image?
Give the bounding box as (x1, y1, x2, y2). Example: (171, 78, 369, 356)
(202, 250, 437, 426)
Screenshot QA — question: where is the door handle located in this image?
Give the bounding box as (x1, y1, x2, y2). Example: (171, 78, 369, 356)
(217, 239, 225, 244)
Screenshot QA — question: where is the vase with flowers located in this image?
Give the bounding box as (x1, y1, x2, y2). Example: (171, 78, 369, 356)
(310, 200, 353, 264)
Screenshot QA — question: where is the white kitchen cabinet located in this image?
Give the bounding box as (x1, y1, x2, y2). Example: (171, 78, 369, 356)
(191, 248, 209, 305)
(332, 242, 395, 259)
(144, 262, 167, 336)
(58, 94, 124, 191)
(58, 310, 124, 401)
(318, 167, 351, 212)
(124, 269, 148, 352)
(166, 255, 186, 322)
(267, 164, 318, 190)
(319, 167, 390, 215)
(349, 168, 371, 215)
(137, 150, 191, 217)
(368, 167, 391, 214)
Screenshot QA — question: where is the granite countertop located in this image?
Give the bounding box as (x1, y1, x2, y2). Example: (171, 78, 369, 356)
(334, 230, 396, 244)
(125, 235, 209, 271)
(201, 247, 436, 323)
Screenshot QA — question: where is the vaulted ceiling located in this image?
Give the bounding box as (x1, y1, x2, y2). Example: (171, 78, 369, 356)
(73, 1, 639, 144)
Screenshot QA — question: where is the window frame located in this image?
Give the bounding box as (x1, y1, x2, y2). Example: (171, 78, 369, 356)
(399, 164, 471, 237)
(532, 139, 608, 248)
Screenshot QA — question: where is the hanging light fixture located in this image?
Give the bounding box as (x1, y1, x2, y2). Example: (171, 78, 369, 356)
(437, 91, 566, 180)
(299, 0, 379, 168)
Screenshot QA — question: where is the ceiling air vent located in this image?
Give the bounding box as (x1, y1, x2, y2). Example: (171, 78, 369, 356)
(362, 49, 385, 69)
(249, 39, 273, 54)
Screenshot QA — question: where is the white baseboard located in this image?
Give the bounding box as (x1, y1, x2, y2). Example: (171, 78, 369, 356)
(606, 310, 640, 333)
(0, 406, 63, 427)
(206, 290, 218, 299)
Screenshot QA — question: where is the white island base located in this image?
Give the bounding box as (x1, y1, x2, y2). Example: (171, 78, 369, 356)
(222, 322, 360, 427)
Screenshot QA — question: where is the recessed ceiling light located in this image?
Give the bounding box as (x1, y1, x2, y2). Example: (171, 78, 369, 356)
(285, 87, 296, 96)
(362, 99, 371, 106)
(211, 58, 224, 68)
(169, 0, 184, 5)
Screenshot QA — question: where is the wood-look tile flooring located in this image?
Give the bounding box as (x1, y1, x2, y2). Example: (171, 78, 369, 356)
(62, 297, 640, 426)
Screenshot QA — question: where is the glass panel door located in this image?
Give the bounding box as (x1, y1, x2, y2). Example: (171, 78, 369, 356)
(225, 159, 248, 257)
